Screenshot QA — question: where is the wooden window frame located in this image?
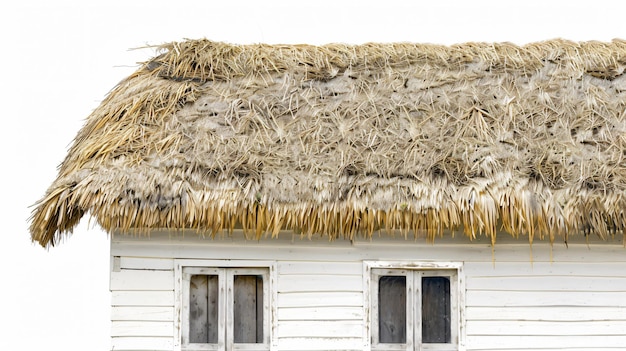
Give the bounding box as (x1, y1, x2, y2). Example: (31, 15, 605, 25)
(364, 261, 465, 351)
(175, 260, 277, 351)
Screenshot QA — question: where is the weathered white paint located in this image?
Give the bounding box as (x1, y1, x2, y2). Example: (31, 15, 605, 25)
(111, 336, 173, 350)
(276, 337, 363, 351)
(466, 306, 626, 321)
(111, 306, 174, 321)
(111, 321, 173, 337)
(278, 274, 362, 292)
(465, 335, 626, 349)
(278, 306, 364, 320)
(466, 320, 626, 336)
(278, 261, 361, 275)
(467, 275, 626, 291)
(111, 291, 174, 306)
(110, 269, 174, 291)
(109, 231, 626, 351)
(277, 291, 362, 308)
(119, 257, 175, 270)
(278, 321, 363, 338)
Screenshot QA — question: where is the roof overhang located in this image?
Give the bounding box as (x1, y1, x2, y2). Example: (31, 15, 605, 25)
(30, 39, 626, 247)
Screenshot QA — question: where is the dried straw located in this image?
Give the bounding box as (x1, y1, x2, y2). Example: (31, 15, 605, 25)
(29, 39, 626, 247)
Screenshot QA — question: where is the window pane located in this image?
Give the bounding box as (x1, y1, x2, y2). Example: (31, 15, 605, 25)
(233, 275, 264, 343)
(422, 276, 451, 343)
(378, 275, 406, 343)
(189, 275, 219, 343)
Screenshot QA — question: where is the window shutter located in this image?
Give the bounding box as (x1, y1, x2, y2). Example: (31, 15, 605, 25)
(189, 274, 219, 343)
(233, 275, 264, 343)
(378, 275, 407, 343)
(421, 276, 451, 343)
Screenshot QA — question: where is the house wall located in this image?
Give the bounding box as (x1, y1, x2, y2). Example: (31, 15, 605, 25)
(109, 231, 626, 351)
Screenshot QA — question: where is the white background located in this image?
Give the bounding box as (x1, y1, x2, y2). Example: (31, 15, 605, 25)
(2, 0, 626, 349)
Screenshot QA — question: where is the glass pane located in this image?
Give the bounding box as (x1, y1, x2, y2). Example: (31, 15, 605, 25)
(233, 275, 264, 343)
(378, 275, 406, 343)
(422, 276, 451, 343)
(189, 275, 219, 343)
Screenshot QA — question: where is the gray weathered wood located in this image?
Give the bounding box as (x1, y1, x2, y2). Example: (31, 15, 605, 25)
(189, 275, 208, 343)
(378, 275, 406, 343)
(233, 275, 262, 343)
(421, 276, 451, 343)
(189, 274, 218, 343)
(256, 275, 264, 343)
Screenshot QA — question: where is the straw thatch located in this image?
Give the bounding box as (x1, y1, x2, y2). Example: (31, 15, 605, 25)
(30, 39, 626, 247)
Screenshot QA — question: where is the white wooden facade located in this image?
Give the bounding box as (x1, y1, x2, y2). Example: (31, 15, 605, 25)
(110, 231, 626, 351)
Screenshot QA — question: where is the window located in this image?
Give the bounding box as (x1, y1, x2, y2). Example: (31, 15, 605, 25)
(367, 262, 463, 351)
(176, 261, 274, 351)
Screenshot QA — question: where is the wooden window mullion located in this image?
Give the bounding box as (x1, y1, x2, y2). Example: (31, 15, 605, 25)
(226, 270, 234, 350)
(413, 272, 421, 351)
(180, 263, 271, 351)
(229, 268, 269, 350)
(256, 276, 263, 343)
(217, 270, 227, 350)
(371, 266, 458, 351)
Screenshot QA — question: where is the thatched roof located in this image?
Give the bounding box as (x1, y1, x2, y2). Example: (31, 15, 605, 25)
(30, 39, 626, 247)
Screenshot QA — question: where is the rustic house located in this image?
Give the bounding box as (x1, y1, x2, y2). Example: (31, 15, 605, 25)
(30, 39, 626, 351)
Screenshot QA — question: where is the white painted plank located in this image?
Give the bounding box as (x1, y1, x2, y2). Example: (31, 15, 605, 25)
(119, 257, 174, 270)
(278, 274, 362, 292)
(111, 291, 174, 307)
(278, 306, 364, 321)
(465, 335, 626, 349)
(113, 228, 617, 246)
(110, 269, 174, 291)
(112, 235, 626, 263)
(467, 290, 626, 307)
(466, 349, 626, 351)
(113, 242, 359, 262)
(467, 276, 626, 291)
(277, 337, 363, 351)
(110, 336, 173, 350)
(111, 306, 174, 321)
(277, 321, 362, 338)
(466, 306, 626, 321)
(278, 292, 362, 308)
(464, 262, 626, 277)
(111, 321, 173, 337)
(278, 261, 362, 275)
(466, 320, 626, 336)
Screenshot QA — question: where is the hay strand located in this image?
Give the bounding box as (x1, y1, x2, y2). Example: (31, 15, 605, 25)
(29, 38, 626, 247)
